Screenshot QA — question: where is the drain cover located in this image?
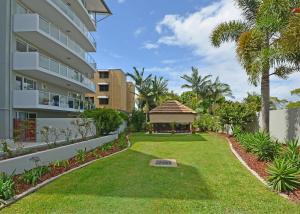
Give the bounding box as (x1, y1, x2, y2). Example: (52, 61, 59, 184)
(149, 159, 177, 167)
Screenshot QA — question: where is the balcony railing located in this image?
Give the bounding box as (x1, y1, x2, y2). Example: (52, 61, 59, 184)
(38, 16, 96, 70)
(38, 54, 96, 92)
(38, 90, 95, 111)
(49, 0, 96, 48)
(78, 0, 96, 26)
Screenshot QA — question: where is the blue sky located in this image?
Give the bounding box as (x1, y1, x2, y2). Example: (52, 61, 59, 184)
(92, 0, 300, 101)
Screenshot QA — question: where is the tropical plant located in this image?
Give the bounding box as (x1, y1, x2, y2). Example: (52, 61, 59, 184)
(211, 0, 300, 132)
(76, 149, 87, 163)
(61, 128, 72, 144)
(181, 67, 212, 99)
(53, 160, 70, 169)
(180, 91, 199, 110)
(22, 166, 50, 185)
(0, 173, 15, 200)
(280, 139, 300, 168)
(146, 122, 153, 134)
(0, 139, 12, 157)
(267, 158, 300, 192)
(83, 108, 122, 136)
(287, 88, 300, 109)
(129, 110, 146, 132)
(216, 101, 257, 131)
(195, 114, 221, 132)
(152, 76, 168, 106)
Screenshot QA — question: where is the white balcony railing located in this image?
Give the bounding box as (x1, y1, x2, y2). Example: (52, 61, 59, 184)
(38, 54, 96, 92)
(38, 16, 96, 70)
(78, 0, 96, 25)
(49, 0, 96, 48)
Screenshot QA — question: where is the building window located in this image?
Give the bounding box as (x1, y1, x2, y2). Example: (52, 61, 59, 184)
(16, 39, 38, 52)
(99, 98, 109, 105)
(16, 40, 27, 52)
(23, 77, 37, 90)
(85, 97, 94, 103)
(15, 112, 36, 120)
(15, 76, 23, 90)
(99, 72, 109, 78)
(16, 3, 27, 14)
(99, 84, 109, 91)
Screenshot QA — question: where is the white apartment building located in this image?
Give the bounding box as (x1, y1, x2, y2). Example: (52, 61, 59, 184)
(0, 0, 111, 141)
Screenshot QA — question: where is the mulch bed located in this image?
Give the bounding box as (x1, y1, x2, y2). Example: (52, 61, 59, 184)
(218, 133, 300, 202)
(12, 138, 127, 196)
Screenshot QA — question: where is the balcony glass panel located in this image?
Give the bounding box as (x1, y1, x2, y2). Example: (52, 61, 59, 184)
(38, 53, 95, 91)
(39, 91, 50, 105)
(49, 0, 96, 48)
(38, 16, 96, 70)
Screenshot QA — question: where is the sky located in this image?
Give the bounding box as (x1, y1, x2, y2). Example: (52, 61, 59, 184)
(92, 0, 300, 101)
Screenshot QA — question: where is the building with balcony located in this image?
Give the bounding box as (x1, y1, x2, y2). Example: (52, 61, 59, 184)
(0, 0, 111, 140)
(85, 69, 135, 113)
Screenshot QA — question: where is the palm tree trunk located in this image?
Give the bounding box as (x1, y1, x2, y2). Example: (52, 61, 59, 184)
(261, 67, 270, 133)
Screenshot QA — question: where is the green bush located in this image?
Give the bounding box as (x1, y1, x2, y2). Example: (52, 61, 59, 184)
(22, 166, 50, 185)
(238, 132, 280, 161)
(0, 173, 15, 200)
(119, 111, 129, 122)
(83, 108, 123, 136)
(267, 158, 300, 192)
(129, 110, 146, 132)
(195, 114, 221, 132)
(76, 149, 87, 163)
(279, 139, 300, 169)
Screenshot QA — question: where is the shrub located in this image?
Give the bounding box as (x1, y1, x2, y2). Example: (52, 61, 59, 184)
(279, 139, 300, 168)
(238, 132, 280, 161)
(119, 111, 129, 122)
(0, 173, 15, 200)
(195, 114, 221, 132)
(83, 109, 122, 136)
(129, 110, 146, 132)
(146, 122, 153, 134)
(0, 139, 12, 157)
(216, 101, 257, 131)
(53, 160, 70, 169)
(22, 166, 50, 185)
(267, 158, 300, 192)
(76, 149, 87, 163)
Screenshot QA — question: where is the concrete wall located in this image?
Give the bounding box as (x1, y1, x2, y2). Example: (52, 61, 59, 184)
(0, 134, 118, 175)
(258, 108, 300, 142)
(150, 113, 196, 123)
(36, 118, 97, 143)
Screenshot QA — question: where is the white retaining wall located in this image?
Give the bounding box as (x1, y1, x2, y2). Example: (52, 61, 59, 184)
(258, 108, 300, 142)
(0, 134, 118, 175)
(36, 118, 96, 143)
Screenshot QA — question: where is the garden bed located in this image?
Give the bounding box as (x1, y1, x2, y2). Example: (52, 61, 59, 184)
(225, 134, 300, 202)
(0, 134, 130, 208)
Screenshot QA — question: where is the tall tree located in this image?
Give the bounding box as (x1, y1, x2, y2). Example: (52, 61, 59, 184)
(152, 76, 168, 106)
(181, 67, 212, 99)
(211, 0, 300, 132)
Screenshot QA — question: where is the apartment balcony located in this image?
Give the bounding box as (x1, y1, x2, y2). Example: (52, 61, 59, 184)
(21, 0, 96, 51)
(14, 14, 96, 74)
(13, 52, 96, 93)
(13, 90, 89, 112)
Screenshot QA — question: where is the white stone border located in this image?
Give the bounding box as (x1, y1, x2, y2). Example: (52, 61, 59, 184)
(226, 137, 289, 200)
(1, 139, 131, 210)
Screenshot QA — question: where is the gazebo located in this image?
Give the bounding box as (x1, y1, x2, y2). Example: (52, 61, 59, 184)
(149, 100, 197, 133)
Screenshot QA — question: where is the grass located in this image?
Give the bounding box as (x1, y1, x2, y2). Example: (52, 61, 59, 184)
(3, 133, 300, 213)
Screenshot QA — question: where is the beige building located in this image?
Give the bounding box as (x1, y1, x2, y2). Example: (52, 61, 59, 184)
(86, 69, 135, 112)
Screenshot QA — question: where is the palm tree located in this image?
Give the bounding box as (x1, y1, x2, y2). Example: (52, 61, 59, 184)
(181, 67, 212, 99)
(127, 67, 153, 111)
(210, 0, 300, 132)
(152, 76, 168, 105)
(207, 77, 233, 114)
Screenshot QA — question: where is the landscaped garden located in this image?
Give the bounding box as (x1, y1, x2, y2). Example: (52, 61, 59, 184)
(2, 133, 300, 213)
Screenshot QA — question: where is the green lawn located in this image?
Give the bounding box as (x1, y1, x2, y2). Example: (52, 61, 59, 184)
(3, 133, 300, 213)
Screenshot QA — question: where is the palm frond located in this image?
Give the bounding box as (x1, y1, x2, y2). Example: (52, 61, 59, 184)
(211, 21, 249, 47)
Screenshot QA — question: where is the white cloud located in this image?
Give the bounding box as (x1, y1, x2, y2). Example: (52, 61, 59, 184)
(154, 0, 300, 100)
(134, 27, 145, 37)
(143, 42, 159, 50)
(117, 0, 125, 4)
